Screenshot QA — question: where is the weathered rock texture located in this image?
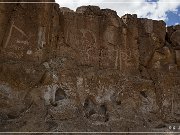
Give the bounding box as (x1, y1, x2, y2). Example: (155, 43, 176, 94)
(0, 0, 180, 133)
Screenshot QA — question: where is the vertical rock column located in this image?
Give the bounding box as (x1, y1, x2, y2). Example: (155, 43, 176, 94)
(121, 14, 139, 75)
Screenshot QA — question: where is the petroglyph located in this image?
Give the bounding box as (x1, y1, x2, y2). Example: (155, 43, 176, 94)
(99, 45, 119, 69)
(115, 49, 119, 69)
(4, 23, 13, 48)
(16, 39, 29, 45)
(13, 24, 28, 38)
(80, 29, 96, 45)
(119, 50, 133, 72)
(26, 50, 32, 55)
(4, 22, 28, 48)
(79, 29, 97, 64)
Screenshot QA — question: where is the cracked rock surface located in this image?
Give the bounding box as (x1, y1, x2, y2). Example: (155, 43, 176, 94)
(0, 0, 180, 133)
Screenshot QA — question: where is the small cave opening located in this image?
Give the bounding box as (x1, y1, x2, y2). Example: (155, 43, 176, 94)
(116, 98, 122, 105)
(83, 97, 95, 109)
(86, 109, 96, 118)
(55, 88, 67, 101)
(83, 97, 96, 118)
(100, 104, 109, 122)
(140, 91, 148, 98)
(83, 98, 89, 109)
(7, 114, 17, 120)
(100, 104, 107, 115)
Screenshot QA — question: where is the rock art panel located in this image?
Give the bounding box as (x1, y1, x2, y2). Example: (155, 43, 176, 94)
(0, 2, 180, 133)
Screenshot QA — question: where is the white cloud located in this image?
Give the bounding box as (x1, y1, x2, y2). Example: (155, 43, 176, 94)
(56, 0, 180, 21)
(175, 22, 179, 25)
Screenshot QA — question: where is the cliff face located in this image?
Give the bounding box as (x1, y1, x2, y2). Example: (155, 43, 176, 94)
(0, 1, 180, 132)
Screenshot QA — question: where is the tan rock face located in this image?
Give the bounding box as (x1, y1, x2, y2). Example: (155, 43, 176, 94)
(0, 2, 180, 132)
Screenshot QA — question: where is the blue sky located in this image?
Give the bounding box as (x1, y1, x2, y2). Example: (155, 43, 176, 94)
(56, 0, 180, 26)
(166, 6, 180, 26)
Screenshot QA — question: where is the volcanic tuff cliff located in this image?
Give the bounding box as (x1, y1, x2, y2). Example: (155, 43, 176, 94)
(0, 0, 180, 132)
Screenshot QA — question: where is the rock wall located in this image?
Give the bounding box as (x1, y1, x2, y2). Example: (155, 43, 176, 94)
(0, 1, 180, 132)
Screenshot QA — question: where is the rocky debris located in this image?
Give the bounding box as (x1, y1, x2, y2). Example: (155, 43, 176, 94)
(0, 1, 180, 132)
